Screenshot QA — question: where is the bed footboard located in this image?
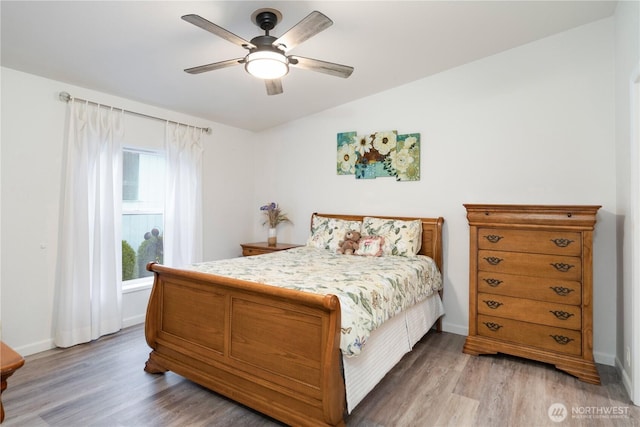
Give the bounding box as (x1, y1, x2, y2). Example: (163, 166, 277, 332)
(144, 262, 345, 427)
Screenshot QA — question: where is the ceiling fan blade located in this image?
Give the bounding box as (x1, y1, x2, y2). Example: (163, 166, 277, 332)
(182, 14, 256, 49)
(289, 56, 354, 78)
(265, 79, 283, 96)
(184, 58, 244, 74)
(274, 11, 333, 51)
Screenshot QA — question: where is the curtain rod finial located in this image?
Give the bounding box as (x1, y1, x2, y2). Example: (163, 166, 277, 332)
(59, 91, 71, 102)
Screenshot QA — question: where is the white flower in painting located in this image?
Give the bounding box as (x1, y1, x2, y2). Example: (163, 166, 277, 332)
(402, 136, 417, 149)
(337, 143, 357, 174)
(372, 131, 397, 155)
(390, 148, 414, 172)
(397, 159, 420, 181)
(354, 134, 373, 157)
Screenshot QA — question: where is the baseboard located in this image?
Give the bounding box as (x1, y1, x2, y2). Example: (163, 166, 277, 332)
(123, 314, 146, 329)
(14, 315, 145, 357)
(615, 356, 634, 402)
(14, 338, 55, 357)
(593, 350, 616, 367)
(442, 321, 468, 336)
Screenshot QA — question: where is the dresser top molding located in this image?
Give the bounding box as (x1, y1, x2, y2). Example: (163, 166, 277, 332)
(464, 204, 601, 229)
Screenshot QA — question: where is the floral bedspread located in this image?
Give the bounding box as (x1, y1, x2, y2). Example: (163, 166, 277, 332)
(189, 246, 442, 357)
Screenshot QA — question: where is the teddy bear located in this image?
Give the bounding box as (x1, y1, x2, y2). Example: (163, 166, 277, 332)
(336, 230, 361, 255)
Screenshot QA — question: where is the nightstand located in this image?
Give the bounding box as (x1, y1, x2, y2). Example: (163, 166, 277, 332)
(240, 242, 303, 256)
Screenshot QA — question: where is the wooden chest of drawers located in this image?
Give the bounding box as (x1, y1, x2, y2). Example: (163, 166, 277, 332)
(463, 204, 601, 384)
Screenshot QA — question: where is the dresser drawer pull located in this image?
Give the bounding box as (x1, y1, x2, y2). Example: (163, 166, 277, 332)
(482, 322, 502, 332)
(483, 257, 503, 265)
(550, 263, 574, 272)
(549, 286, 575, 296)
(483, 234, 503, 243)
(550, 335, 574, 345)
(550, 238, 574, 248)
(549, 310, 574, 320)
(483, 278, 503, 287)
(483, 300, 503, 309)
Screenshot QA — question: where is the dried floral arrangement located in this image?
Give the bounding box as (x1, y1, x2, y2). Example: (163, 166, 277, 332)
(260, 202, 292, 228)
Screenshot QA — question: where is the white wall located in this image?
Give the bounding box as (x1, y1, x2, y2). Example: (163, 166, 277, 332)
(0, 67, 255, 355)
(253, 18, 618, 364)
(614, 0, 640, 404)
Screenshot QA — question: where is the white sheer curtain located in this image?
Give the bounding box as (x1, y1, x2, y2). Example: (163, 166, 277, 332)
(54, 100, 124, 348)
(163, 122, 204, 267)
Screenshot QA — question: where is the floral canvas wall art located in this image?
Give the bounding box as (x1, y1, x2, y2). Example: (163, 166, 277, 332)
(337, 131, 357, 175)
(336, 130, 420, 181)
(391, 133, 420, 181)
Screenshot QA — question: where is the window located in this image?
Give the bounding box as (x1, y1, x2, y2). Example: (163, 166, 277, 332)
(122, 148, 165, 282)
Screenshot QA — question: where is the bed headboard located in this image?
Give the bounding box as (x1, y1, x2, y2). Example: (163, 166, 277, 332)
(311, 213, 444, 274)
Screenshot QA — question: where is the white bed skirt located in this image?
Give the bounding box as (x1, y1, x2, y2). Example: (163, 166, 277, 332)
(342, 293, 445, 413)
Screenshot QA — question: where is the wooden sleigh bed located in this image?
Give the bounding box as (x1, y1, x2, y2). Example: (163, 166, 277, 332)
(144, 213, 444, 427)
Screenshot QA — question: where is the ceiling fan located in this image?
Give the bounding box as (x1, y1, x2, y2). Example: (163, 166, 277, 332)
(181, 8, 354, 95)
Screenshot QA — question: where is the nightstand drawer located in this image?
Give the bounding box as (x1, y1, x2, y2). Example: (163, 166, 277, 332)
(242, 247, 269, 256)
(477, 271, 581, 304)
(477, 293, 581, 329)
(477, 314, 582, 356)
(478, 228, 581, 256)
(478, 249, 582, 280)
(240, 242, 303, 257)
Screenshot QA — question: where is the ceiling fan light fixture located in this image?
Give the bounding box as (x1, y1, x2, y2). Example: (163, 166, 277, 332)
(245, 50, 289, 79)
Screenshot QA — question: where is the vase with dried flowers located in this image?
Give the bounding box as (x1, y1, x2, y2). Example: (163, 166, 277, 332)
(260, 202, 292, 246)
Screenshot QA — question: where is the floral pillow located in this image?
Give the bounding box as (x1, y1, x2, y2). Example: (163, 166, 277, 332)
(361, 217, 423, 257)
(306, 215, 363, 252)
(355, 236, 385, 257)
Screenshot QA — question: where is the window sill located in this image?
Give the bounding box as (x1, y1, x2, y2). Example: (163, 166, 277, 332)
(123, 277, 153, 293)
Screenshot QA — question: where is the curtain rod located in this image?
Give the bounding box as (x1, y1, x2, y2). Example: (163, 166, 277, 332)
(58, 91, 212, 135)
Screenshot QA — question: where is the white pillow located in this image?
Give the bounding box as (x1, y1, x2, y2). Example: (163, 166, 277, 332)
(306, 215, 363, 252)
(361, 217, 422, 256)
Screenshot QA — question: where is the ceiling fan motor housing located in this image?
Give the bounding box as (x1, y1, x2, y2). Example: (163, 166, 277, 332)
(249, 35, 281, 51)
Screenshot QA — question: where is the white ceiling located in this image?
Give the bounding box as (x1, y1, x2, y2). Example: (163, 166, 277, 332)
(1, 1, 617, 132)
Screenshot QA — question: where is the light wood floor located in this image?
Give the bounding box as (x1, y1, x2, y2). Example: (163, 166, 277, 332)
(3, 325, 638, 426)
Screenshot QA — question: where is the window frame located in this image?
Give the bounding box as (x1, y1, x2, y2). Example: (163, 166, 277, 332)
(121, 146, 165, 291)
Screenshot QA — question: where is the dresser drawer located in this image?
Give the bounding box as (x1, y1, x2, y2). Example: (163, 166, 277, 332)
(478, 228, 581, 256)
(478, 249, 582, 281)
(477, 293, 581, 329)
(477, 314, 582, 356)
(478, 271, 581, 304)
